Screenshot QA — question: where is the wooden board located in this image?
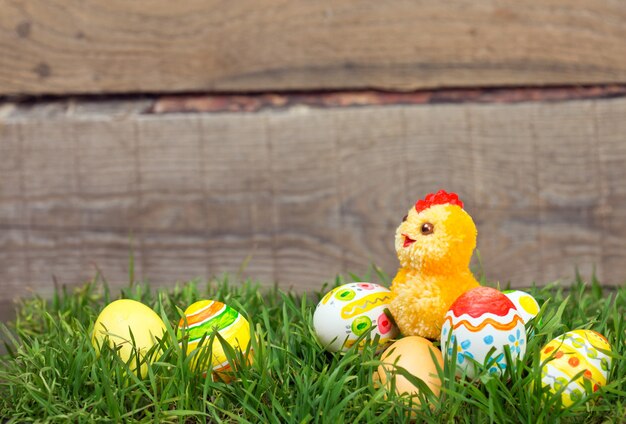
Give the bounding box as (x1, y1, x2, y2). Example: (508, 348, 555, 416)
(1, 96, 626, 307)
(2, 0, 626, 95)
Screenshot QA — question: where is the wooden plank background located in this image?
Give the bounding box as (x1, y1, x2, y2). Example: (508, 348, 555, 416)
(1, 95, 625, 313)
(1, 0, 626, 95)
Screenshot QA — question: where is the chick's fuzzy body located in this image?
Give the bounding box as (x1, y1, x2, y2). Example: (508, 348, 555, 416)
(389, 202, 480, 339)
(390, 268, 479, 339)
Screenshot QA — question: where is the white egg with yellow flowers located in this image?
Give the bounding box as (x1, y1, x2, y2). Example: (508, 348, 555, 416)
(313, 282, 399, 352)
(92, 299, 166, 377)
(503, 290, 540, 324)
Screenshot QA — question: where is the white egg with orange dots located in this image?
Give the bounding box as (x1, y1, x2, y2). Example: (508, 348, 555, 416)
(440, 286, 526, 379)
(313, 282, 399, 352)
(502, 289, 540, 324)
(92, 299, 167, 377)
(178, 299, 251, 374)
(376, 336, 444, 403)
(540, 329, 612, 407)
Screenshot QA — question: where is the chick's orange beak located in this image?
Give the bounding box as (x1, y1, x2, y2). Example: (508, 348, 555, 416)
(402, 234, 416, 248)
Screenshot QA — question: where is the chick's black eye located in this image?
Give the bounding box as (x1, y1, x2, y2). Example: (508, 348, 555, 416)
(402, 214, 408, 223)
(421, 222, 434, 235)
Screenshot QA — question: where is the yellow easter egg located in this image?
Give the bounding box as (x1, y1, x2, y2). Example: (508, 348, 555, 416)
(178, 300, 251, 375)
(92, 299, 166, 377)
(540, 330, 612, 407)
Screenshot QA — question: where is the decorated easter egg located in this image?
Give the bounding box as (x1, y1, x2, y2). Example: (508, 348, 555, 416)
(377, 336, 444, 403)
(178, 300, 251, 373)
(540, 330, 612, 407)
(441, 287, 526, 378)
(313, 282, 399, 352)
(92, 299, 166, 377)
(503, 290, 540, 324)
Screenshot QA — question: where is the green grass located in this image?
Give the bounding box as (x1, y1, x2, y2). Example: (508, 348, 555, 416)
(0, 272, 624, 423)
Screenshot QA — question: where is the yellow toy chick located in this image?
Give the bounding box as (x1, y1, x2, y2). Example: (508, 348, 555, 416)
(389, 190, 480, 339)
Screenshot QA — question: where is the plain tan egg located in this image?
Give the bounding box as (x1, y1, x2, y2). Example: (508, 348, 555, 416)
(377, 336, 444, 403)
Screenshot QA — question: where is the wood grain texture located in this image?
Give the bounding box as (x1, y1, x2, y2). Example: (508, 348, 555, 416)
(1, 96, 626, 307)
(2, 0, 626, 95)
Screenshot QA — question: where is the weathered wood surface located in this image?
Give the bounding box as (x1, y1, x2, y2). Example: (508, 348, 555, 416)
(1, 96, 625, 306)
(2, 0, 626, 96)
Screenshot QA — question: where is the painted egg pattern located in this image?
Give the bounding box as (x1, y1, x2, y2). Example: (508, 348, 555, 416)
(441, 287, 526, 378)
(503, 290, 540, 324)
(540, 329, 612, 407)
(178, 300, 251, 373)
(313, 282, 399, 352)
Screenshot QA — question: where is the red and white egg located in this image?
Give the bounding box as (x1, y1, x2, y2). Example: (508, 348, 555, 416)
(441, 287, 526, 379)
(313, 282, 399, 352)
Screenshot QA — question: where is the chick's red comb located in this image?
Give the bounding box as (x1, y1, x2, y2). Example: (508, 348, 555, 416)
(415, 190, 464, 213)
